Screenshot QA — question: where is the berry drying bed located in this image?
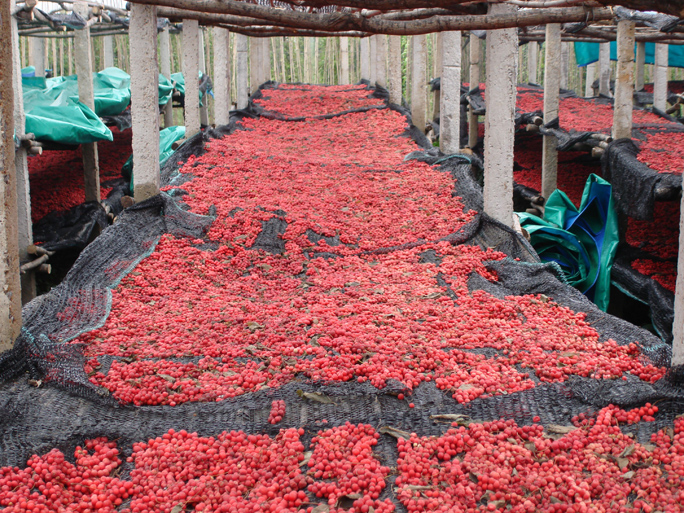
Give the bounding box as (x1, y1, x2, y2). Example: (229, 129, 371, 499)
(1, 84, 682, 513)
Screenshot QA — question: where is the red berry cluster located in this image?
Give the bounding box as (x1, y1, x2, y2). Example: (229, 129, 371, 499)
(631, 259, 677, 292)
(255, 85, 385, 118)
(637, 131, 684, 175)
(627, 201, 679, 261)
(269, 399, 286, 424)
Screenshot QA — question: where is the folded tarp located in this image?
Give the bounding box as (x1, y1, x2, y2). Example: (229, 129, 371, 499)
(123, 125, 187, 192)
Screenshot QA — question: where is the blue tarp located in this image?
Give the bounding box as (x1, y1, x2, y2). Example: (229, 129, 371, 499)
(574, 42, 684, 68)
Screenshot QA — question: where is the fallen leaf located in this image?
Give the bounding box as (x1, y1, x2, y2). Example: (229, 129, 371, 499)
(379, 426, 411, 440)
(296, 390, 335, 404)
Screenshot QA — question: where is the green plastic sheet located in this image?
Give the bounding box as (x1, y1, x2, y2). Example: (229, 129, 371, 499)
(171, 71, 208, 106)
(124, 126, 187, 193)
(574, 42, 684, 69)
(518, 174, 619, 311)
(158, 74, 174, 106)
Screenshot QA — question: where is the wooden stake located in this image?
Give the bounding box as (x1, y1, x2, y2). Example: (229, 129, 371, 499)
(585, 61, 597, 97)
(360, 37, 370, 81)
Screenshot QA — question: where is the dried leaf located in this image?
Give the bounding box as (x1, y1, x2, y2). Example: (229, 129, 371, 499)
(550, 497, 562, 504)
(422, 292, 443, 299)
(296, 390, 335, 404)
(665, 427, 675, 440)
(28, 379, 42, 388)
(430, 414, 472, 426)
(469, 472, 479, 483)
(489, 501, 506, 509)
(622, 471, 635, 480)
(406, 485, 433, 491)
(524, 442, 536, 453)
(546, 425, 576, 435)
(336, 494, 362, 508)
(620, 444, 636, 458)
(170, 504, 185, 513)
(311, 505, 330, 513)
(511, 468, 518, 477)
(156, 373, 176, 383)
(459, 383, 475, 391)
(246, 321, 265, 332)
(300, 451, 313, 467)
(379, 426, 411, 440)
(309, 334, 322, 347)
(617, 458, 630, 470)
(642, 443, 657, 452)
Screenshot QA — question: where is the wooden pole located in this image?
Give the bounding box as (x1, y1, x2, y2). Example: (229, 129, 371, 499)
(635, 41, 646, 91)
(2, 0, 23, 345)
(214, 27, 231, 125)
(653, 43, 668, 111)
(483, 3, 517, 229)
(388, 35, 402, 104)
(376, 34, 387, 88)
(613, 20, 635, 140)
(198, 29, 209, 127)
(599, 41, 611, 96)
(236, 33, 248, 108)
(440, 31, 461, 153)
(74, 1, 100, 203)
(183, 19, 201, 136)
(527, 41, 538, 83)
(411, 34, 427, 132)
(130, 3, 161, 202)
(541, 23, 561, 200)
(468, 31, 481, 149)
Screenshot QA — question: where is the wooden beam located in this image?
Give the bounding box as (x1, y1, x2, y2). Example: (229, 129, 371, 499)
(369, 35, 377, 85)
(612, 19, 634, 140)
(672, 194, 684, 367)
(541, 23, 561, 200)
(103, 35, 114, 68)
(585, 61, 597, 96)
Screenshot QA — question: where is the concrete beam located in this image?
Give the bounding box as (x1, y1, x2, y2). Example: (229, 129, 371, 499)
(635, 41, 646, 91)
(360, 37, 370, 81)
(483, 3, 517, 229)
(468, 31, 481, 149)
(198, 29, 209, 127)
(653, 43, 668, 112)
(339, 36, 349, 85)
(541, 24, 561, 201)
(130, 3, 160, 202)
(599, 42, 611, 97)
(103, 35, 114, 69)
(74, 1, 100, 203)
(213, 27, 231, 125)
(440, 31, 462, 154)
(387, 35, 402, 105)
(236, 33, 248, 109)
(160, 26, 174, 128)
(410, 34, 427, 132)
(585, 62, 597, 97)
(376, 34, 387, 88)
(527, 41, 538, 84)
(29, 37, 45, 78)
(613, 20, 635, 141)
(1, 0, 22, 349)
(182, 19, 201, 137)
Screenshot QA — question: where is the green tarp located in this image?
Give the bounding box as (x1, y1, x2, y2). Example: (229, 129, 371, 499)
(124, 125, 187, 193)
(518, 175, 619, 311)
(574, 42, 684, 69)
(158, 74, 175, 106)
(171, 71, 209, 106)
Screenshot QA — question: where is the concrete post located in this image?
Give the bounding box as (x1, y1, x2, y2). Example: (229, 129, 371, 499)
(369, 35, 377, 85)
(74, 1, 100, 203)
(387, 36, 402, 105)
(68, 37, 73, 75)
(599, 42, 611, 97)
(213, 27, 231, 125)
(360, 37, 370, 81)
(1, 0, 22, 348)
(635, 41, 646, 91)
(440, 31, 462, 154)
(483, 3, 517, 229)
(527, 41, 538, 84)
(468, 31, 481, 149)
(433, 33, 443, 124)
(654, 43, 668, 112)
(30, 37, 45, 78)
(541, 24, 561, 201)
(671, 189, 684, 366)
(376, 35, 387, 88)
(585, 62, 597, 97)
(11, 0, 35, 304)
(236, 33, 248, 109)
(560, 42, 569, 90)
(613, 20, 635, 141)
(410, 34, 427, 132)
(160, 26, 174, 128)
(130, 3, 160, 203)
(339, 36, 350, 85)
(103, 35, 114, 69)
(261, 37, 271, 84)
(182, 19, 201, 137)
(198, 29, 209, 127)
(248, 37, 257, 92)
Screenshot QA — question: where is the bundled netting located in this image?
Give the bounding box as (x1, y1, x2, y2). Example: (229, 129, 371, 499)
(0, 83, 683, 513)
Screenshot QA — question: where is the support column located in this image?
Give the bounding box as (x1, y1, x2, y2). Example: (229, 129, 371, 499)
(213, 27, 231, 125)
(440, 31, 462, 154)
(411, 34, 427, 132)
(2, 0, 23, 346)
(527, 41, 538, 84)
(74, 1, 99, 203)
(483, 4, 517, 229)
(613, 20, 635, 140)
(130, 3, 160, 202)
(29, 37, 45, 77)
(198, 29, 209, 127)
(599, 42, 611, 97)
(249, 37, 258, 92)
(160, 26, 173, 128)
(433, 33, 443, 122)
(182, 19, 201, 137)
(672, 189, 684, 366)
(654, 43, 668, 112)
(236, 33, 248, 109)
(103, 35, 114, 69)
(388, 36, 402, 105)
(585, 62, 597, 97)
(339, 37, 349, 85)
(635, 41, 646, 91)
(468, 32, 481, 149)
(375, 35, 387, 88)
(541, 24, 561, 200)
(360, 37, 371, 81)
(560, 42, 569, 90)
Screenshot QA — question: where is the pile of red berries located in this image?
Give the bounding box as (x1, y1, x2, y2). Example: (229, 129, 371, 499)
(269, 400, 286, 424)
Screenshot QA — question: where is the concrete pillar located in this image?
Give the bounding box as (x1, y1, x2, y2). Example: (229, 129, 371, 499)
(527, 41, 538, 84)
(2, 0, 22, 347)
(68, 37, 73, 75)
(585, 62, 597, 97)
(410, 34, 427, 132)
(129, 3, 160, 202)
(672, 188, 684, 366)
(440, 31, 462, 154)
(433, 33, 443, 123)
(387, 36, 402, 105)
(103, 35, 114, 69)
(613, 20, 635, 141)
(160, 26, 174, 128)
(182, 19, 201, 137)
(261, 37, 271, 84)
(198, 29, 209, 127)
(541, 24, 561, 201)
(483, 3, 517, 229)
(213, 27, 231, 125)
(360, 37, 370, 81)
(654, 43, 668, 112)
(376, 35, 387, 88)
(468, 31, 481, 149)
(339, 36, 350, 85)
(30, 37, 46, 78)
(560, 42, 569, 90)
(74, 1, 100, 203)
(236, 33, 248, 109)
(635, 41, 646, 91)
(369, 35, 377, 85)
(599, 42, 611, 97)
